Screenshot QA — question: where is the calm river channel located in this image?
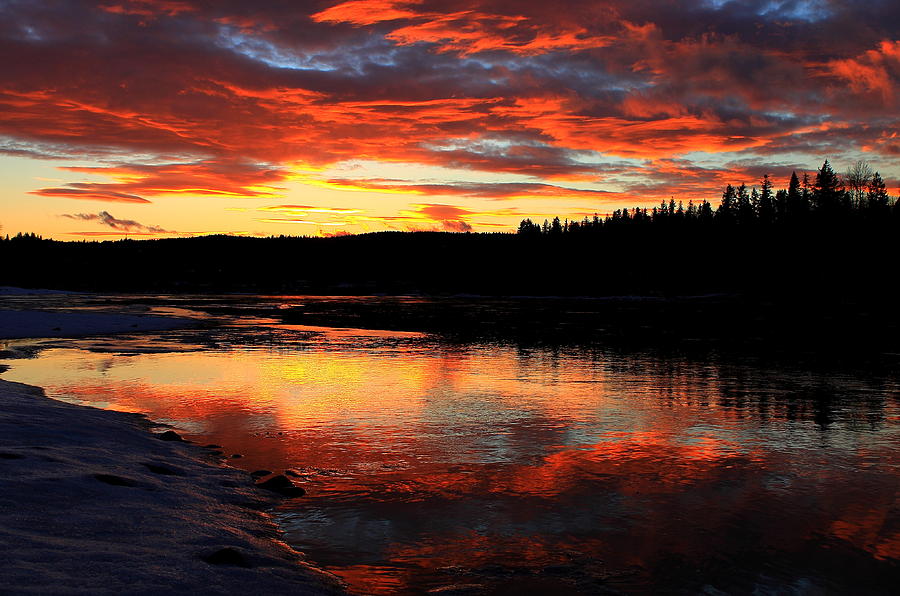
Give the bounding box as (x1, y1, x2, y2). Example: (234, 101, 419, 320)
(2, 295, 898, 594)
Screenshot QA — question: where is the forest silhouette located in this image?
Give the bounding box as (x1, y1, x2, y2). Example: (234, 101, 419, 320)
(3, 160, 899, 350)
(517, 160, 894, 237)
(2, 160, 896, 297)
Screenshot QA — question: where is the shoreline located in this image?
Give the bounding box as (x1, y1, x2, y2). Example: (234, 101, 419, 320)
(0, 309, 197, 340)
(0, 378, 345, 594)
(0, 303, 346, 594)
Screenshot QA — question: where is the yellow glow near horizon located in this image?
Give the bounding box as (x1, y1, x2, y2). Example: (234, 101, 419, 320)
(2, 152, 632, 239)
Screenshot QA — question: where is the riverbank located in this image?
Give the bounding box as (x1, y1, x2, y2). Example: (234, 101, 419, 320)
(0, 309, 195, 340)
(0, 378, 345, 594)
(0, 301, 345, 594)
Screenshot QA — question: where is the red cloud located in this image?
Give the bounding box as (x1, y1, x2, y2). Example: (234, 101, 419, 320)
(320, 178, 616, 200)
(99, 1, 195, 18)
(312, 0, 426, 26)
(30, 161, 286, 203)
(1, 0, 898, 225)
(413, 203, 472, 231)
(826, 40, 900, 103)
(64, 230, 160, 236)
(313, 1, 612, 56)
(30, 187, 151, 203)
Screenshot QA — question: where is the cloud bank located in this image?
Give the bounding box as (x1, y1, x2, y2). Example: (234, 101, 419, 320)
(1, 0, 897, 232)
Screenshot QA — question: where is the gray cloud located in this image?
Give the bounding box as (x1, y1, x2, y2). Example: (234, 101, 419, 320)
(61, 211, 173, 234)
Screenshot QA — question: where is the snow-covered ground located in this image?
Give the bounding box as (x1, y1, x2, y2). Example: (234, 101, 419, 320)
(0, 286, 196, 339)
(0, 309, 194, 339)
(0, 302, 346, 594)
(0, 380, 344, 594)
(0, 286, 78, 296)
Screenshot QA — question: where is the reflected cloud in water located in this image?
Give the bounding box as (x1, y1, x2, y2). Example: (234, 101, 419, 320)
(2, 314, 898, 594)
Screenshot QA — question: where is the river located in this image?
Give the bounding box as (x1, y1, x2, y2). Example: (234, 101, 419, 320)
(2, 295, 898, 594)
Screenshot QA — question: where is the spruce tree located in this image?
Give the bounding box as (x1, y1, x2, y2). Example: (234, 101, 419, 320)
(550, 216, 563, 235)
(813, 160, 843, 215)
(758, 174, 775, 224)
(867, 172, 889, 213)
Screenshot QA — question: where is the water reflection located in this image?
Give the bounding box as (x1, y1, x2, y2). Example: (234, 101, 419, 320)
(2, 321, 898, 594)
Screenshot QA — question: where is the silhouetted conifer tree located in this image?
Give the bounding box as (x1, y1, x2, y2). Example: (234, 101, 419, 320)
(867, 172, 890, 214)
(758, 174, 775, 225)
(736, 183, 754, 224)
(813, 160, 845, 215)
(802, 172, 812, 205)
(775, 188, 788, 221)
(718, 184, 737, 222)
(686, 200, 697, 219)
(550, 216, 563, 236)
(517, 218, 541, 236)
(782, 171, 800, 221)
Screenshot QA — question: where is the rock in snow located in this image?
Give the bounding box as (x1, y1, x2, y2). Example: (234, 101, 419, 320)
(256, 474, 307, 498)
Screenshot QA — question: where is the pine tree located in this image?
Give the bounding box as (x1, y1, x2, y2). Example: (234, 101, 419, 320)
(813, 159, 844, 214)
(758, 174, 775, 224)
(774, 189, 788, 222)
(517, 218, 541, 236)
(867, 172, 889, 213)
(718, 184, 736, 222)
(784, 171, 801, 219)
(736, 183, 754, 224)
(550, 216, 563, 235)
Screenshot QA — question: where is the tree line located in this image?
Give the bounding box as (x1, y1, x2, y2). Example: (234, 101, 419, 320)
(517, 160, 896, 236)
(2, 159, 897, 299)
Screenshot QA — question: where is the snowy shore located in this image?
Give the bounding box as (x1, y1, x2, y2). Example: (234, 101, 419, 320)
(0, 299, 345, 594)
(0, 309, 194, 339)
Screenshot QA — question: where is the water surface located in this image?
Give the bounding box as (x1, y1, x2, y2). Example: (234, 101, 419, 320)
(2, 296, 898, 594)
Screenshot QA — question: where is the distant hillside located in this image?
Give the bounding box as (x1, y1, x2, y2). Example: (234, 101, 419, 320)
(1, 223, 895, 299)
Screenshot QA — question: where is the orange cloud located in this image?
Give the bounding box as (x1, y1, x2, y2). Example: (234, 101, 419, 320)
(411, 203, 473, 231)
(259, 205, 364, 214)
(318, 177, 616, 200)
(313, 1, 611, 56)
(257, 219, 347, 226)
(30, 187, 151, 203)
(826, 40, 900, 103)
(99, 1, 195, 18)
(31, 161, 287, 203)
(64, 230, 160, 236)
(3, 0, 899, 237)
(385, 13, 610, 56)
(312, 0, 426, 26)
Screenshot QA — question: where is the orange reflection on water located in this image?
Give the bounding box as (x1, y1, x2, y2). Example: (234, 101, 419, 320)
(2, 327, 899, 594)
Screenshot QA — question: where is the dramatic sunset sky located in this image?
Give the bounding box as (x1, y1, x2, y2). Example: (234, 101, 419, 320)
(1, 0, 898, 238)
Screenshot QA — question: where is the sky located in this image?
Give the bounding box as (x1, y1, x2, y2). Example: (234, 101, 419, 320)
(1, 0, 898, 239)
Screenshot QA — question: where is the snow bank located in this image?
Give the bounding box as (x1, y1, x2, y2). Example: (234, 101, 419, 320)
(0, 379, 345, 594)
(0, 286, 78, 296)
(0, 310, 194, 339)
